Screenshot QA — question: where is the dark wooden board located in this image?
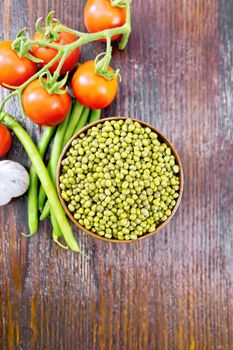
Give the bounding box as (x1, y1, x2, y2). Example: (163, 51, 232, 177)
(0, 0, 233, 349)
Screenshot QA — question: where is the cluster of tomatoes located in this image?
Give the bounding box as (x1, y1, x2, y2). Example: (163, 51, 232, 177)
(0, 0, 126, 156)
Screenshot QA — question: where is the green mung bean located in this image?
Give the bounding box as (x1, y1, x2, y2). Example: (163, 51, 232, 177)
(60, 120, 181, 241)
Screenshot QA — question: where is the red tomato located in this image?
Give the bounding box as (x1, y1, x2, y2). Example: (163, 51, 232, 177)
(84, 0, 126, 41)
(32, 29, 80, 75)
(72, 60, 118, 109)
(0, 124, 12, 157)
(22, 79, 71, 126)
(0, 41, 37, 88)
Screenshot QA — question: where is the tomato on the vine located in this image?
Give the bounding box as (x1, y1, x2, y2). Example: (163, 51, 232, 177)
(22, 79, 71, 126)
(84, 0, 126, 41)
(0, 41, 37, 89)
(0, 124, 12, 157)
(32, 29, 80, 75)
(71, 60, 118, 109)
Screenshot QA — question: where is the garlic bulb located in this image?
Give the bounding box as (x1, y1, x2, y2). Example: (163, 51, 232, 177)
(0, 160, 30, 206)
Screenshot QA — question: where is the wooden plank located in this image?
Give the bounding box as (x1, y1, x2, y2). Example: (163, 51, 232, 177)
(0, 0, 232, 349)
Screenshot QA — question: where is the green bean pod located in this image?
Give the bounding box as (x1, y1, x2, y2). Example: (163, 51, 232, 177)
(28, 126, 56, 235)
(38, 110, 71, 213)
(88, 109, 101, 124)
(62, 101, 84, 148)
(74, 107, 90, 134)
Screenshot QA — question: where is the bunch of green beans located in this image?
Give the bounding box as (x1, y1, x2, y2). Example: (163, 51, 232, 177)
(2, 112, 81, 252)
(27, 100, 101, 247)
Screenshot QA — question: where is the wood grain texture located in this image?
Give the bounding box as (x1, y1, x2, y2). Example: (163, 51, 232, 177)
(0, 0, 233, 349)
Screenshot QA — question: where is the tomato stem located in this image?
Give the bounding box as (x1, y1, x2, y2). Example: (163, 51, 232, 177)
(0, 90, 17, 113)
(1, 0, 131, 108)
(119, 0, 131, 50)
(54, 25, 86, 38)
(111, 0, 127, 8)
(17, 91, 27, 118)
(28, 40, 61, 50)
(50, 52, 66, 83)
(17, 51, 63, 93)
(94, 36, 114, 79)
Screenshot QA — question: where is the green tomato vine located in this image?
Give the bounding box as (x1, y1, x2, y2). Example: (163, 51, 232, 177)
(0, 0, 131, 120)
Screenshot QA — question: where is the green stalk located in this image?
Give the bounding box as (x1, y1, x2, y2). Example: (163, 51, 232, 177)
(2, 112, 81, 253)
(118, 1, 131, 50)
(28, 126, 56, 235)
(88, 109, 101, 124)
(56, 20, 130, 48)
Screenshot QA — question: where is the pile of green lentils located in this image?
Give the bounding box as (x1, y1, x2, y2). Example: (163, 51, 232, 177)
(60, 119, 180, 241)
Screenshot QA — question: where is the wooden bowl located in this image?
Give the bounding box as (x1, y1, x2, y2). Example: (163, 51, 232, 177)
(56, 117, 184, 243)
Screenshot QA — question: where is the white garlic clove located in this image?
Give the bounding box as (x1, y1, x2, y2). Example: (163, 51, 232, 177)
(0, 160, 30, 206)
(0, 182, 12, 206)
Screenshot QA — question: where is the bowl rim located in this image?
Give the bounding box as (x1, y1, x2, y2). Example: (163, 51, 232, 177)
(56, 116, 184, 243)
